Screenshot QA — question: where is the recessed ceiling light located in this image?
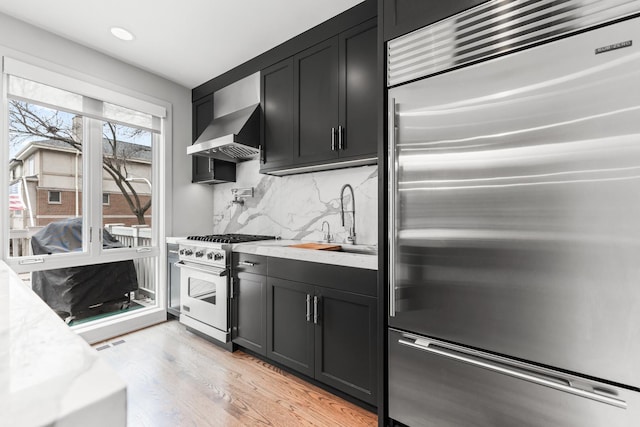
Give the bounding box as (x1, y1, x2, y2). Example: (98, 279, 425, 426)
(110, 27, 135, 41)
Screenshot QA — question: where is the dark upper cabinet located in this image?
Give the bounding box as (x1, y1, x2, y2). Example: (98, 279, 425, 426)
(191, 156, 236, 184)
(260, 58, 294, 170)
(339, 19, 377, 160)
(383, 0, 488, 41)
(193, 94, 213, 142)
(191, 93, 236, 183)
(260, 19, 378, 174)
(192, 95, 213, 182)
(293, 37, 340, 165)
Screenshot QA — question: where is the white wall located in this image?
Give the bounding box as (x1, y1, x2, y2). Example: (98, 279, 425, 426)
(0, 12, 213, 237)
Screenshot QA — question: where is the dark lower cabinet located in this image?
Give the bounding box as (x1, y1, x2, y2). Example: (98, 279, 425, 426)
(232, 253, 268, 355)
(314, 287, 377, 405)
(167, 244, 181, 317)
(233, 256, 378, 406)
(232, 271, 267, 356)
(266, 277, 315, 376)
(265, 270, 378, 406)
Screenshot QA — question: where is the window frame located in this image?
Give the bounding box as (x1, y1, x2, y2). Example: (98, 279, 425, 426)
(47, 190, 62, 204)
(2, 57, 168, 273)
(102, 192, 110, 206)
(1, 53, 171, 343)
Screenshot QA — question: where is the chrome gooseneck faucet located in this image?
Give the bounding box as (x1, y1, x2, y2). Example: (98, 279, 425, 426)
(340, 184, 356, 244)
(321, 220, 332, 243)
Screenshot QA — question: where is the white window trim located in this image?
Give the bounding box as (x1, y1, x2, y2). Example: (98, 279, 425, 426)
(2, 53, 171, 339)
(47, 190, 62, 204)
(102, 193, 110, 205)
(0, 53, 173, 320)
(4, 57, 166, 119)
(3, 56, 169, 271)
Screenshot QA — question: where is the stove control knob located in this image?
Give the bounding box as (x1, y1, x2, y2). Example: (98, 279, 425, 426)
(213, 252, 224, 261)
(179, 249, 185, 255)
(195, 250, 204, 258)
(184, 249, 193, 256)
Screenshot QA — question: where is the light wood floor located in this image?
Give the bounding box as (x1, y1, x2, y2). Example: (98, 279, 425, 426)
(93, 320, 377, 427)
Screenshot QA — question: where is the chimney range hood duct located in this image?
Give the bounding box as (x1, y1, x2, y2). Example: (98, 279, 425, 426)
(187, 103, 260, 162)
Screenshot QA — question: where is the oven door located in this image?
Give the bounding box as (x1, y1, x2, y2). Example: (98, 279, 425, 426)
(176, 261, 229, 338)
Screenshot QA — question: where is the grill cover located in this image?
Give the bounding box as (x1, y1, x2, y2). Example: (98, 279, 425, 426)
(30, 218, 139, 317)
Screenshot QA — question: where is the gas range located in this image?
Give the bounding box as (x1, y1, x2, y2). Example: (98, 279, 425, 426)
(186, 233, 277, 244)
(176, 233, 276, 347)
(178, 234, 276, 267)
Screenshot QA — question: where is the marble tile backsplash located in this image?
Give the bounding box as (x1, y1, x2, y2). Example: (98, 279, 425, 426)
(212, 160, 378, 245)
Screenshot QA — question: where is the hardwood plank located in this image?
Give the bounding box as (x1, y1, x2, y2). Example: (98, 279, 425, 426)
(93, 320, 377, 427)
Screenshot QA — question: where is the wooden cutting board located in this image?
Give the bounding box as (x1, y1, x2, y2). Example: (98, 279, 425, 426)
(288, 243, 342, 251)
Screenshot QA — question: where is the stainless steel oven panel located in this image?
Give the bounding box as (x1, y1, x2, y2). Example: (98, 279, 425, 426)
(389, 329, 640, 427)
(177, 261, 229, 339)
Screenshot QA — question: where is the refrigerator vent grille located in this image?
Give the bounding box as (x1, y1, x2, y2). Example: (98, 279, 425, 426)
(387, 0, 640, 87)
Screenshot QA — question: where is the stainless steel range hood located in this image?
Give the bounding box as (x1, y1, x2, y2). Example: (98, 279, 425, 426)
(187, 103, 260, 162)
(188, 72, 261, 163)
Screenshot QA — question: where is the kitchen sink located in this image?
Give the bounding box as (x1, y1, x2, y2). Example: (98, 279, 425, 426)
(336, 245, 378, 256)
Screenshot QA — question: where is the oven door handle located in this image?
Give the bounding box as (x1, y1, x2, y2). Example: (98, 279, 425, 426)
(174, 261, 227, 277)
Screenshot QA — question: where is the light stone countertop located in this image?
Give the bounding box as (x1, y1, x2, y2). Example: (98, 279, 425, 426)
(2, 261, 126, 427)
(166, 236, 186, 245)
(232, 240, 378, 270)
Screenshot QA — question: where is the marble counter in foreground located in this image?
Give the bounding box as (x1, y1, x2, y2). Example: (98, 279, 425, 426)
(232, 240, 378, 270)
(2, 261, 126, 427)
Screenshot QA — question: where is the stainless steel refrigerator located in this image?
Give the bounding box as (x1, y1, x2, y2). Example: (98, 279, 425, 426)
(387, 1, 640, 426)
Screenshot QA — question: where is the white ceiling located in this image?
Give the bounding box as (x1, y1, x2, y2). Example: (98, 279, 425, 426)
(0, 0, 365, 89)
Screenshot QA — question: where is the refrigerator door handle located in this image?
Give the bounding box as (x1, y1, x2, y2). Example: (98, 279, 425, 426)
(388, 97, 398, 317)
(398, 338, 628, 409)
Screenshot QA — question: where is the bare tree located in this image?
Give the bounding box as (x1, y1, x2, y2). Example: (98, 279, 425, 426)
(8, 100, 151, 225)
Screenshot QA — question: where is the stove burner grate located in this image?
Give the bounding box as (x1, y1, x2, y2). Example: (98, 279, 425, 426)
(186, 234, 276, 244)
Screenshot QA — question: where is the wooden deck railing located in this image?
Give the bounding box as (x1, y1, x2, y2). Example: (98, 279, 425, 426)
(8, 227, 42, 257)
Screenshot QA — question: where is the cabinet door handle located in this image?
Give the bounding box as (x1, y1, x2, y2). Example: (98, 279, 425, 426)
(313, 295, 319, 324)
(259, 144, 265, 163)
(331, 127, 337, 151)
(239, 261, 256, 266)
(230, 277, 235, 299)
(208, 158, 214, 173)
(338, 125, 344, 150)
(306, 294, 312, 322)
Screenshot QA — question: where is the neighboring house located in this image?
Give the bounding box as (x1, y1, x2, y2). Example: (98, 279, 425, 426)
(9, 138, 152, 229)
